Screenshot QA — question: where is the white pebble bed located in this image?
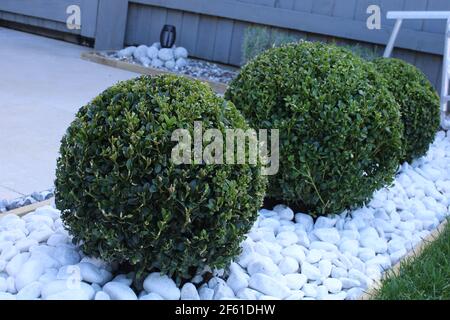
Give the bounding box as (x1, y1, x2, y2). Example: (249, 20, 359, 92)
(105, 43, 238, 84)
(0, 131, 449, 300)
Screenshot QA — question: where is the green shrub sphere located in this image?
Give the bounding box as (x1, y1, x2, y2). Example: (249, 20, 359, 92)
(55, 75, 267, 278)
(373, 57, 440, 162)
(225, 41, 403, 215)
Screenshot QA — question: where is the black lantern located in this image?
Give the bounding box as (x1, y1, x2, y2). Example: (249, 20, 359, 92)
(160, 24, 176, 48)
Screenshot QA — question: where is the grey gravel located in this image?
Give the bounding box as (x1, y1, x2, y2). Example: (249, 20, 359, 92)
(1, 188, 54, 212)
(100, 52, 238, 85)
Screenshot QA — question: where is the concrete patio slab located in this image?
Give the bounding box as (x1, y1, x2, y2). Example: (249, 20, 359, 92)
(0, 27, 138, 200)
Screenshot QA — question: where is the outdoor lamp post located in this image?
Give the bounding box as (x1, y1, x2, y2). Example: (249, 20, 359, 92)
(160, 24, 177, 48)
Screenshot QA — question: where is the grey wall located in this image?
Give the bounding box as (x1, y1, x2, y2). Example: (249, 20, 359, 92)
(123, 0, 450, 88)
(0, 0, 98, 38)
(0, 0, 449, 88)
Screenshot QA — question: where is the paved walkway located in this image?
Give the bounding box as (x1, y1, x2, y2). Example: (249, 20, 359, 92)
(0, 27, 137, 200)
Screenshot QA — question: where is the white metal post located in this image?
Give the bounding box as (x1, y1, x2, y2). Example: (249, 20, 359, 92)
(383, 19, 403, 58)
(440, 18, 450, 113)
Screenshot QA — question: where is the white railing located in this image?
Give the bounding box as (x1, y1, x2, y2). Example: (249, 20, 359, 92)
(383, 11, 450, 114)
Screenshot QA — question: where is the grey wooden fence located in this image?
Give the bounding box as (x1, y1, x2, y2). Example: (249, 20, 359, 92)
(1, 0, 450, 88)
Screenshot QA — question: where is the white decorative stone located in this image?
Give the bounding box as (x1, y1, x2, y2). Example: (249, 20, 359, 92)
(15, 239, 38, 252)
(310, 241, 338, 252)
(284, 273, 307, 290)
(198, 286, 214, 300)
(5, 252, 29, 276)
(281, 245, 306, 263)
(41, 280, 95, 300)
(15, 258, 45, 291)
(358, 248, 376, 262)
(247, 255, 279, 276)
(77, 262, 112, 285)
(294, 213, 314, 232)
(331, 266, 347, 279)
(0, 292, 15, 300)
(133, 45, 148, 59)
(158, 48, 174, 61)
(146, 46, 159, 59)
(6, 276, 16, 294)
(16, 281, 42, 300)
(276, 231, 298, 247)
(0, 277, 6, 292)
(47, 234, 68, 247)
(102, 282, 137, 300)
(174, 47, 188, 59)
(339, 239, 359, 256)
(302, 283, 317, 298)
(180, 283, 200, 300)
(212, 280, 235, 299)
(318, 260, 332, 278)
(0, 245, 17, 261)
(151, 58, 164, 68)
(164, 59, 176, 69)
(248, 273, 290, 299)
(95, 291, 111, 300)
(175, 58, 187, 69)
(226, 270, 248, 294)
(236, 288, 259, 300)
(314, 216, 337, 229)
(323, 278, 342, 293)
(346, 287, 364, 300)
(140, 292, 163, 300)
(294, 229, 311, 247)
(360, 236, 387, 254)
(278, 257, 299, 274)
(301, 262, 322, 281)
(340, 277, 360, 289)
(53, 246, 80, 266)
(314, 228, 340, 244)
(143, 272, 180, 300)
(118, 46, 136, 58)
(306, 249, 322, 263)
(273, 205, 294, 220)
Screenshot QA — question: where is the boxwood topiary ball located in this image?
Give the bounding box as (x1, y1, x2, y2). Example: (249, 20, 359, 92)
(373, 57, 441, 163)
(225, 41, 403, 216)
(55, 75, 267, 279)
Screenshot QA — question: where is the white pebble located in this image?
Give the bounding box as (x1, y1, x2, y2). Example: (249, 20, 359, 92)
(16, 281, 42, 300)
(278, 257, 299, 274)
(103, 281, 137, 300)
(323, 278, 342, 293)
(180, 282, 200, 300)
(294, 213, 314, 232)
(301, 262, 322, 281)
(143, 272, 180, 300)
(284, 273, 307, 290)
(248, 273, 290, 299)
(174, 47, 188, 59)
(314, 228, 340, 244)
(273, 205, 294, 220)
(306, 249, 322, 263)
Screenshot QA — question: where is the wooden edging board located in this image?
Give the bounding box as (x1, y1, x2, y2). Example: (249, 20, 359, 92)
(0, 198, 55, 219)
(81, 52, 229, 95)
(360, 217, 449, 300)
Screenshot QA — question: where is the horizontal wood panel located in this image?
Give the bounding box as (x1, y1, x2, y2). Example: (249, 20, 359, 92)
(131, 0, 448, 55)
(0, 0, 98, 37)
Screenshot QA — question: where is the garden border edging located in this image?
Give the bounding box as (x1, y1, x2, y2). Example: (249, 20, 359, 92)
(0, 197, 54, 219)
(80, 51, 229, 95)
(359, 217, 449, 300)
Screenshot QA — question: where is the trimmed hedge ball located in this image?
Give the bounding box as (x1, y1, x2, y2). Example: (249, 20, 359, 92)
(225, 41, 403, 216)
(373, 57, 441, 162)
(55, 75, 267, 278)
